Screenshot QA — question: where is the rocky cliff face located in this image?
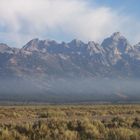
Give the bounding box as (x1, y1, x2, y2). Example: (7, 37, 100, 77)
(0, 32, 139, 79)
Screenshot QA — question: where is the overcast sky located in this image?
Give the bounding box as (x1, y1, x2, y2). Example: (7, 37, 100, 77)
(0, 0, 140, 47)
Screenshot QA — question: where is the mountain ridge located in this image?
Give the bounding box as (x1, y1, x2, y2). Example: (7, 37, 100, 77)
(0, 32, 139, 78)
(0, 32, 140, 102)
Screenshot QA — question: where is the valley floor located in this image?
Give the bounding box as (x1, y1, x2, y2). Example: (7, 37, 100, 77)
(0, 104, 139, 140)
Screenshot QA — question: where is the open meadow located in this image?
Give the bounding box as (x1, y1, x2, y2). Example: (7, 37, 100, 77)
(0, 104, 139, 140)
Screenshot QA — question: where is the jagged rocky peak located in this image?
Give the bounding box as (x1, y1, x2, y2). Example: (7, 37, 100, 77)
(88, 41, 97, 46)
(128, 42, 140, 59)
(134, 42, 140, 50)
(61, 41, 69, 48)
(0, 43, 14, 53)
(87, 41, 103, 54)
(44, 39, 58, 46)
(101, 32, 132, 53)
(0, 43, 10, 49)
(23, 38, 58, 52)
(23, 38, 40, 51)
(26, 38, 40, 45)
(111, 32, 122, 39)
(68, 39, 85, 47)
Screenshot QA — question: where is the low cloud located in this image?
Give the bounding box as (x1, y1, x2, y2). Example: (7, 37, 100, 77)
(0, 0, 140, 47)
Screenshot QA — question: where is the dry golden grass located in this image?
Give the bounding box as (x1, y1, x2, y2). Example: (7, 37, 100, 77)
(0, 104, 139, 140)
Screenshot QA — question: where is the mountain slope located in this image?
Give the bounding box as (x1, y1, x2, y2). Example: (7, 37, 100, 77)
(1, 32, 139, 78)
(0, 32, 140, 103)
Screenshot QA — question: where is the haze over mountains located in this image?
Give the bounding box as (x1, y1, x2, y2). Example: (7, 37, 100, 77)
(0, 32, 140, 103)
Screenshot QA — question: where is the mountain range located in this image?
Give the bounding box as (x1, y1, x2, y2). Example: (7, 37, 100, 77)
(0, 32, 140, 103)
(1, 32, 140, 78)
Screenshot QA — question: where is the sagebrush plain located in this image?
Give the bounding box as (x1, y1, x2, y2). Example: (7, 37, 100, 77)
(0, 105, 139, 140)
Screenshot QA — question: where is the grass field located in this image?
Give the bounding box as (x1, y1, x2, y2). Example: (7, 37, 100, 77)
(0, 104, 139, 140)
